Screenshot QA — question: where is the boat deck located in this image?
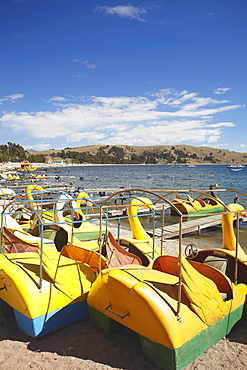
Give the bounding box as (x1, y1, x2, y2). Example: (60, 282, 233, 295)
(149, 214, 225, 239)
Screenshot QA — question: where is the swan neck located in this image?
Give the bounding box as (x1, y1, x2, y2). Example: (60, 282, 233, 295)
(128, 202, 150, 240)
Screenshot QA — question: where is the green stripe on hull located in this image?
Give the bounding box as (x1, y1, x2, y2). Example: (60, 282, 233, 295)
(89, 303, 246, 370)
(88, 305, 123, 334)
(188, 207, 224, 215)
(171, 207, 224, 215)
(140, 303, 245, 370)
(75, 231, 101, 241)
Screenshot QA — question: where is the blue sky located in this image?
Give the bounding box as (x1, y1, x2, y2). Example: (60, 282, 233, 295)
(0, 0, 246, 152)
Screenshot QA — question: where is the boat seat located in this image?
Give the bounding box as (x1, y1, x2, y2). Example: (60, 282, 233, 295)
(153, 255, 179, 276)
(1, 226, 38, 253)
(31, 224, 68, 251)
(209, 199, 218, 205)
(196, 199, 206, 207)
(153, 255, 232, 298)
(60, 244, 108, 272)
(105, 232, 142, 267)
(203, 255, 228, 274)
(189, 259, 232, 298)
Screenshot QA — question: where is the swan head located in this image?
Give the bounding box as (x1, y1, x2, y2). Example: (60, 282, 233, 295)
(76, 191, 93, 210)
(222, 203, 246, 258)
(76, 191, 94, 212)
(26, 184, 44, 194)
(55, 194, 80, 221)
(129, 197, 156, 211)
(224, 203, 245, 217)
(210, 183, 219, 188)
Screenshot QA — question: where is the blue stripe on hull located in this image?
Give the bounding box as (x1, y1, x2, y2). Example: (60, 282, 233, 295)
(14, 300, 88, 338)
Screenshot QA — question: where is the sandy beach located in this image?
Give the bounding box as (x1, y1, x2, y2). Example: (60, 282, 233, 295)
(0, 309, 246, 370)
(0, 232, 247, 369)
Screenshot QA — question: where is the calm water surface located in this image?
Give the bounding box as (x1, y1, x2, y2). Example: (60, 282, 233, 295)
(54, 164, 246, 194)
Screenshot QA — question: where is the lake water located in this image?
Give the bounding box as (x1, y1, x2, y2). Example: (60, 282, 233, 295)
(51, 163, 247, 205)
(46, 163, 247, 253)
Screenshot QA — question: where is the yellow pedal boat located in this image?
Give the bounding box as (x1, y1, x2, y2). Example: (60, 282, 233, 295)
(171, 184, 225, 215)
(87, 203, 247, 370)
(0, 248, 95, 338)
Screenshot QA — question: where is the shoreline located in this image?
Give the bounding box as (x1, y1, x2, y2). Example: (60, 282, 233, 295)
(2, 163, 247, 172)
(41, 162, 246, 167)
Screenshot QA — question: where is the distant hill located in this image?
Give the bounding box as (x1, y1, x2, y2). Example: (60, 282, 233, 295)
(38, 144, 247, 165)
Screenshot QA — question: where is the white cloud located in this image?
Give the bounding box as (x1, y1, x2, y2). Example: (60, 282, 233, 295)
(66, 132, 106, 143)
(74, 58, 98, 69)
(209, 122, 235, 128)
(95, 5, 147, 22)
(0, 94, 24, 104)
(214, 87, 232, 95)
(103, 121, 222, 146)
(24, 143, 51, 151)
(240, 144, 246, 148)
(48, 96, 67, 102)
(0, 89, 242, 147)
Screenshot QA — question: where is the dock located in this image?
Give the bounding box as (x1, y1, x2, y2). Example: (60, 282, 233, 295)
(149, 214, 224, 239)
(106, 203, 170, 218)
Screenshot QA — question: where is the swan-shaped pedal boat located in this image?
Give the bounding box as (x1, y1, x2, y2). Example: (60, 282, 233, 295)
(31, 196, 160, 267)
(28, 192, 104, 252)
(87, 203, 247, 370)
(0, 245, 96, 337)
(171, 184, 225, 215)
(0, 227, 147, 338)
(0, 194, 162, 337)
(25, 186, 102, 241)
(53, 192, 104, 241)
(119, 197, 161, 263)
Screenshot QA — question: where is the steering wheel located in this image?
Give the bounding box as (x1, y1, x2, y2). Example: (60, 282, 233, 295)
(185, 243, 199, 259)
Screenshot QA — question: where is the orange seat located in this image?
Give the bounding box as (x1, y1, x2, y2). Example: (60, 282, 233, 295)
(61, 244, 108, 272)
(105, 231, 142, 267)
(153, 255, 232, 295)
(2, 226, 38, 253)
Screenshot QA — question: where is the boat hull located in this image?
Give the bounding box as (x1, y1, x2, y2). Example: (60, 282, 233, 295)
(87, 264, 247, 370)
(13, 300, 88, 338)
(88, 303, 246, 370)
(0, 251, 95, 337)
(171, 199, 224, 215)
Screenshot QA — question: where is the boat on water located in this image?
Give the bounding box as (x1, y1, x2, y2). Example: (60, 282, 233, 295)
(29, 171, 49, 180)
(19, 161, 36, 171)
(171, 184, 225, 215)
(0, 171, 23, 181)
(227, 164, 244, 172)
(229, 168, 243, 172)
